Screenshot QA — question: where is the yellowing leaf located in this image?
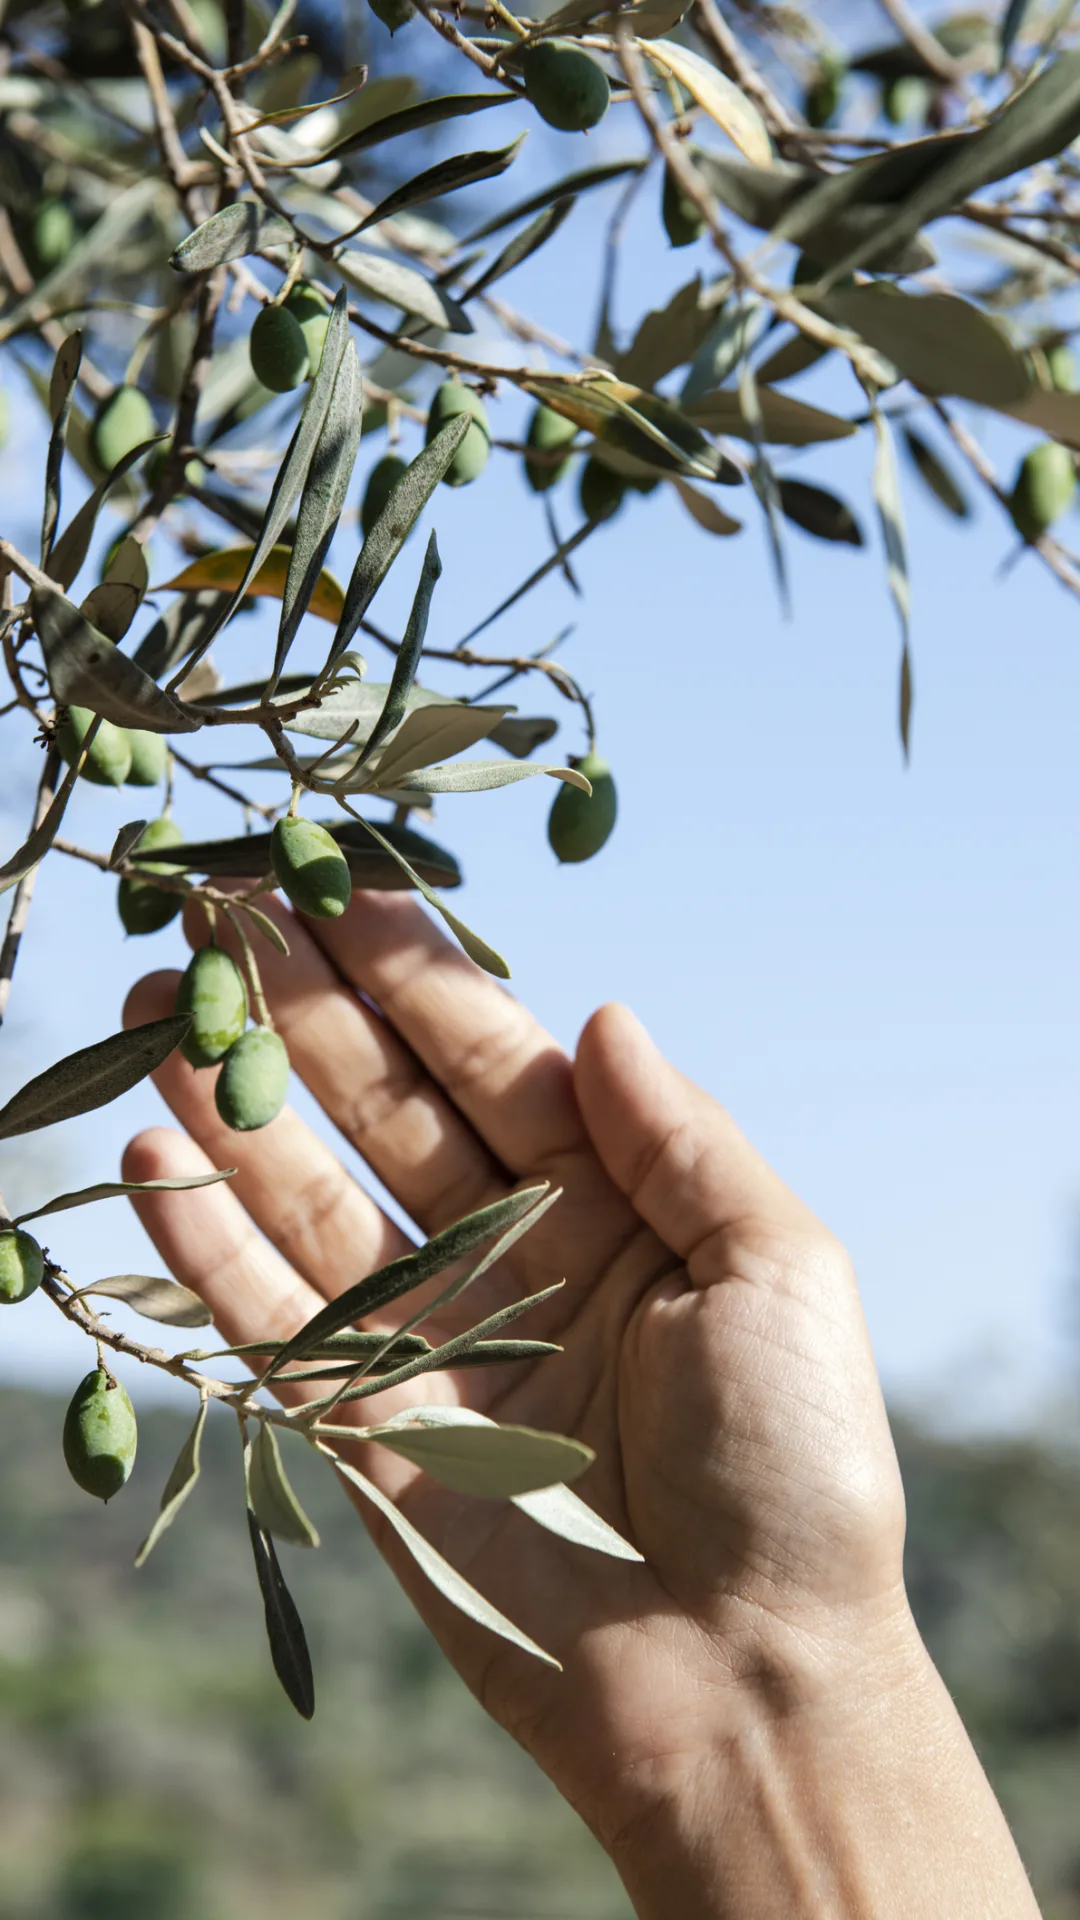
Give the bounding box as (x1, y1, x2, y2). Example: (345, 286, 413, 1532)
(159, 546, 345, 625)
(640, 41, 771, 167)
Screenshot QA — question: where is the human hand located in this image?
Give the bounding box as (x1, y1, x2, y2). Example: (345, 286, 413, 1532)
(124, 893, 1039, 1918)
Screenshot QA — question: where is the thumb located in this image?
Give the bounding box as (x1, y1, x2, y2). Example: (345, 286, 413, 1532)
(573, 1004, 826, 1274)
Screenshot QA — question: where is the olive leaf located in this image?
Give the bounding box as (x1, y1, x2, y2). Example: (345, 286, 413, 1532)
(133, 818, 463, 891)
(390, 760, 589, 795)
(108, 820, 150, 870)
(169, 290, 353, 689)
(318, 414, 471, 683)
(0, 750, 85, 898)
(133, 590, 228, 680)
(332, 1456, 560, 1669)
(275, 1337, 560, 1380)
(247, 1425, 320, 1548)
(778, 479, 863, 546)
(247, 1510, 316, 1719)
(639, 40, 771, 166)
(460, 196, 575, 303)
(0, 1013, 193, 1140)
(349, 531, 442, 773)
(272, 336, 363, 687)
(159, 548, 345, 625)
(171, 202, 295, 272)
(366, 1412, 593, 1499)
(335, 250, 473, 335)
(47, 434, 165, 592)
(690, 151, 936, 274)
(682, 387, 856, 446)
(680, 297, 770, 406)
(351, 135, 525, 235)
(373, 1405, 643, 1559)
(268, 1184, 550, 1376)
(870, 407, 912, 758)
(41, 331, 81, 567)
(14, 1168, 233, 1229)
(614, 276, 721, 392)
(71, 1273, 214, 1327)
(488, 715, 558, 758)
(81, 537, 150, 646)
(315, 89, 516, 162)
(305, 1282, 564, 1411)
(999, 0, 1031, 67)
(462, 158, 645, 244)
(355, 701, 511, 787)
(31, 583, 201, 733)
(135, 1399, 208, 1568)
(816, 50, 1080, 282)
(754, 328, 831, 387)
(824, 287, 1030, 408)
(902, 426, 970, 518)
(241, 902, 291, 956)
(673, 479, 742, 537)
(339, 802, 510, 975)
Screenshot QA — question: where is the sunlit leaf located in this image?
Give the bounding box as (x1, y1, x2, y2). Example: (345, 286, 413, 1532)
(15, 1169, 233, 1231)
(332, 1456, 559, 1668)
(352, 137, 525, 235)
(274, 339, 363, 683)
(0, 1015, 192, 1140)
(135, 1400, 208, 1567)
(159, 548, 345, 625)
(248, 1424, 320, 1548)
(640, 40, 771, 166)
(391, 759, 589, 796)
(336, 250, 473, 334)
(171, 203, 294, 272)
(367, 1411, 592, 1499)
(316, 90, 516, 161)
(31, 583, 199, 734)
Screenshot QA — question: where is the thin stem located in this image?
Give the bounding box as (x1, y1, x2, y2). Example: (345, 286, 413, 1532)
(0, 747, 58, 1027)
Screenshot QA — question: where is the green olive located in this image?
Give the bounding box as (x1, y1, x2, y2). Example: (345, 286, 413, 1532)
(249, 303, 309, 393)
(90, 388, 156, 477)
(425, 380, 490, 487)
(215, 1027, 290, 1132)
(0, 1229, 44, 1306)
(58, 707, 132, 787)
(124, 730, 168, 789)
(361, 454, 409, 538)
(283, 282, 330, 378)
(524, 405, 578, 493)
(520, 41, 610, 133)
(368, 0, 416, 31)
(1010, 441, 1076, 542)
(117, 817, 184, 937)
(271, 816, 351, 919)
(662, 168, 706, 249)
(579, 458, 625, 524)
(174, 946, 249, 1068)
(63, 1369, 137, 1501)
(547, 752, 617, 863)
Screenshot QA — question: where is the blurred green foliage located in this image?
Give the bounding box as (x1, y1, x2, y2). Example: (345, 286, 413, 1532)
(0, 1391, 1077, 1918)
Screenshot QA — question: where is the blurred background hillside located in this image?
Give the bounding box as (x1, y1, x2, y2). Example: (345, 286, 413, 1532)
(0, 1391, 1077, 1919)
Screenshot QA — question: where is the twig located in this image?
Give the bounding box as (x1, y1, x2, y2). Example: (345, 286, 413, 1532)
(933, 400, 1080, 598)
(874, 0, 963, 83)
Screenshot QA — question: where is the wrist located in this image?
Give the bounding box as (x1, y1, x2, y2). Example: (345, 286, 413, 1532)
(605, 1599, 1038, 1920)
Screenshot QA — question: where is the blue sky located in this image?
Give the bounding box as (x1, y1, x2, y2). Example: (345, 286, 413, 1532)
(2, 73, 1080, 1433)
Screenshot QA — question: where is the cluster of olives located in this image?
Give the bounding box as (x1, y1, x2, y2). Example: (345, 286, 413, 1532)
(248, 282, 330, 393)
(803, 55, 933, 130)
(173, 945, 288, 1132)
(59, 704, 167, 793)
(0, 1231, 134, 1502)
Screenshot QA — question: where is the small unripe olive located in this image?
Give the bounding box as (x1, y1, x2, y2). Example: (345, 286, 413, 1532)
(1010, 441, 1076, 543)
(369, 0, 416, 31)
(882, 75, 930, 125)
(803, 59, 844, 129)
(361, 454, 409, 538)
(524, 405, 577, 493)
(271, 816, 351, 919)
(520, 41, 610, 133)
(63, 1369, 137, 1501)
(117, 817, 184, 937)
(125, 729, 168, 788)
(283, 282, 330, 378)
(1046, 344, 1077, 392)
(547, 752, 617, 864)
(250, 303, 309, 393)
(0, 1229, 44, 1306)
(175, 946, 248, 1068)
(426, 380, 490, 487)
(29, 197, 76, 274)
(662, 168, 706, 249)
(58, 706, 132, 787)
(579, 457, 625, 524)
(90, 387, 156, 476)
(215, 1027, 290, 1132)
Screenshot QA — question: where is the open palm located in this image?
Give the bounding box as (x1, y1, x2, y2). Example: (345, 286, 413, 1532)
(124, 889, 909, 1858)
